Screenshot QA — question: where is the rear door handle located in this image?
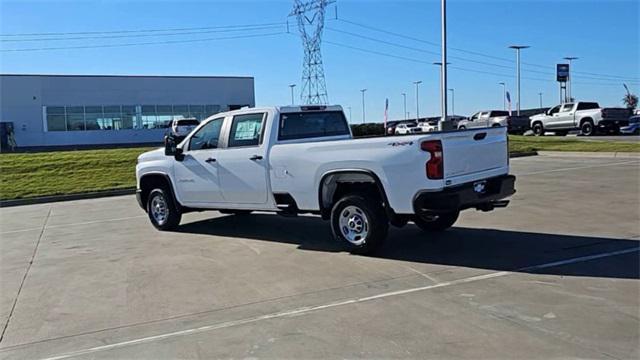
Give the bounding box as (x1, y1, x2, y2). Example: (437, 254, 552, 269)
(250, 155, 263, 161)
(205, 157, 216, 163)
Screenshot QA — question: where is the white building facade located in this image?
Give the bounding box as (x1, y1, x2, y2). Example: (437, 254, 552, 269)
(0, 74, 255, 148)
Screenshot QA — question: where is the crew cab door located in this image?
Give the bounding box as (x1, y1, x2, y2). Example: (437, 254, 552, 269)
(544, 105, 562, 129)
(556, 103, 575, 129)
(215, 112, 269, 204)
(174, 117, 225, 205)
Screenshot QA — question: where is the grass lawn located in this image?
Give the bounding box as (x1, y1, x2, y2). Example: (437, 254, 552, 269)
(1, 137, 638, 201)
(508, 135, 640, 153)
(0, 147, 155, 201)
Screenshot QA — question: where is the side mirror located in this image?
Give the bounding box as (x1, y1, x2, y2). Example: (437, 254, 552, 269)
(164, 135, 184, 161)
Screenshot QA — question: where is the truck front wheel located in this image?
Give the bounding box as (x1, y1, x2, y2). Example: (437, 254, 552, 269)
(147, 188, 181, 231)
(532, 122, 544, 136)
(413, 211, 459, 232)
(331, 195, 389, 255)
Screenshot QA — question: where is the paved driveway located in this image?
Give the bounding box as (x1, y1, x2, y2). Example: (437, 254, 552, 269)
(1, 155, 638, 359)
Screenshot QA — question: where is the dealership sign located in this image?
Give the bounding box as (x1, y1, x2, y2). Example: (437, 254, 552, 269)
(557, 64, 570, 82)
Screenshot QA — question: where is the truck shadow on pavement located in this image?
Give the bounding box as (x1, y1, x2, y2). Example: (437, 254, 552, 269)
(176, 213, 639, 280)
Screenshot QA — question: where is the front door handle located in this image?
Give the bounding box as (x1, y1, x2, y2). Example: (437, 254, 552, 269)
(205, 157, 216, 163)
(250, 155, 263, 161)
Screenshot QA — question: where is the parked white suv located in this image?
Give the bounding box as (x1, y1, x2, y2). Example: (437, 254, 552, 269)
(529, 102, 631, 136)
(136, 105, 516, 254)
(171, 118, 200, 137)
(395, 122, 421, 135)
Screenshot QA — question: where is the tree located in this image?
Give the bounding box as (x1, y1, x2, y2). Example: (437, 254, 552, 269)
(623, 84, 638, 110)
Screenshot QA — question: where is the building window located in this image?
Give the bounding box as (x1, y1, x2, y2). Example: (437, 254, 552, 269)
(44, 104, 224, 131)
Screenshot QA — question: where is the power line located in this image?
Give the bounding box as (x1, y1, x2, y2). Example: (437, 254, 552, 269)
(0, 21, 287, 37)
(326, 26, 638, 84)
(0, 25, 285, 42)
(336, 17, 640, 81)
(323, 39, 631, 86)
(0, 32, 285, 52)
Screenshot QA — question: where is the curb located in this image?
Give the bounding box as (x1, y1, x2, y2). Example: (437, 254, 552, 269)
(537, 151, 640, 159)
(0, 188, 136, 208)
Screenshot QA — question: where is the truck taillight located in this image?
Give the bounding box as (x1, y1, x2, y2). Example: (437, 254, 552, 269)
(421, 140, 443, 179)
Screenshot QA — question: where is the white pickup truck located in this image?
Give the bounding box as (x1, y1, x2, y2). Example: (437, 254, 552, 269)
(136, 105, 516, 254)
(529, 101, 631, 136)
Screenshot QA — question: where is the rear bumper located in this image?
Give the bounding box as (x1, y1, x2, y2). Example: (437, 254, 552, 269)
(413, 175, 516, 213)
(598, 120, 628, 131)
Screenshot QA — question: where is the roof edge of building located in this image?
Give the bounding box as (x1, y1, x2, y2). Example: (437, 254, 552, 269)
(0, 73, 254, 79)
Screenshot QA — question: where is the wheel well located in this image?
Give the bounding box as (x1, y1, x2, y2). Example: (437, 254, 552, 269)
(139, 174, 174, 209)
(492, 123, 501, 127)
(532, 121, 543, 127)
(318, 171, 392, 219)
(580, 117, 594, 126)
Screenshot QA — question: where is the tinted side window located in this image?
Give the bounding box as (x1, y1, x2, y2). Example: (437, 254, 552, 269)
(577, 102, 599, 110)
(279, 111, 349, 140)
(189, 118, 224, 151)
(490, 111, 509, 117)
(228, 113, 265, 148)
(549, 106, 561, 115)
(560, 103, 574, 112)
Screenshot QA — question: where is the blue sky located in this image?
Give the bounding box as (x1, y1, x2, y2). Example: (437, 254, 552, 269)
(1, 0, 638, 122)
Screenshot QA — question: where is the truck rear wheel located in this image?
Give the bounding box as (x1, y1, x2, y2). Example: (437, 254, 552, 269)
(331, 195, 388, 255)
(147, 188, 181, 231)
(413, 211, 459, 232)
(581, 119, 595, 136)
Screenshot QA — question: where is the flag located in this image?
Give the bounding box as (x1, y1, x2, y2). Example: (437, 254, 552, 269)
(384, 98, 389, 132)
(506, 91, 512, 116)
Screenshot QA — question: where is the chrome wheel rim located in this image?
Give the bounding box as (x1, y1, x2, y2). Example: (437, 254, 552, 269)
(339, 205, 369, 245)
(151, 194, 168, 225)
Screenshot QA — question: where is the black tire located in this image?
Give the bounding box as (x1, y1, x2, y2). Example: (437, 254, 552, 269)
(532, 122, 544, 136)
(413, 211, 459, 232)
(330, 194, 389, 255)
(580, 119, 595, 136)
(147, 188, 181, 231)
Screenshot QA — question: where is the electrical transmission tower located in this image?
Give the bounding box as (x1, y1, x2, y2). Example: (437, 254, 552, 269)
(290, 0, 334, 105)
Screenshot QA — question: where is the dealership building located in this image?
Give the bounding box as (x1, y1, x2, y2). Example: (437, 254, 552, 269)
(0, 74, 255, 148)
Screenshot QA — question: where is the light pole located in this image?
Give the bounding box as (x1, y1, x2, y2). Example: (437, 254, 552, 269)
(509, 45, 529, 116)
(401, 93, 407, 120)
(499, 82, 506, 110)
(448, 88, 455, 115)
(563, 56, 578, 101)
(440, 0, 448, 130)
(413, 81, 422, 121)
(433, 62, 451, 122)
(538, 92, 543, 108)
(289, 84, 296, 105)
(347, 106, 352, 123)
(360, 89, 367, 124)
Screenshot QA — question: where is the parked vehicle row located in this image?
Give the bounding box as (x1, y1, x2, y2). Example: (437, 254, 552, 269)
(457, 110, 529, 134)
(137, 105, 515, 254)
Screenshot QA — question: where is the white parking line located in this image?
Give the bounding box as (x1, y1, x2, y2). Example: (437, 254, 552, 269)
(36, 246, 640, 360)
(519, 160, 639, 176)
(0, 215, 147, 235)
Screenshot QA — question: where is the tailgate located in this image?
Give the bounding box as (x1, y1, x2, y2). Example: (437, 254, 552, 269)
(440, 128, 509, 186)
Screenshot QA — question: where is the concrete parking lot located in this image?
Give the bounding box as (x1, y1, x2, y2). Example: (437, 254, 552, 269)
(0, 155, 638, 359)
